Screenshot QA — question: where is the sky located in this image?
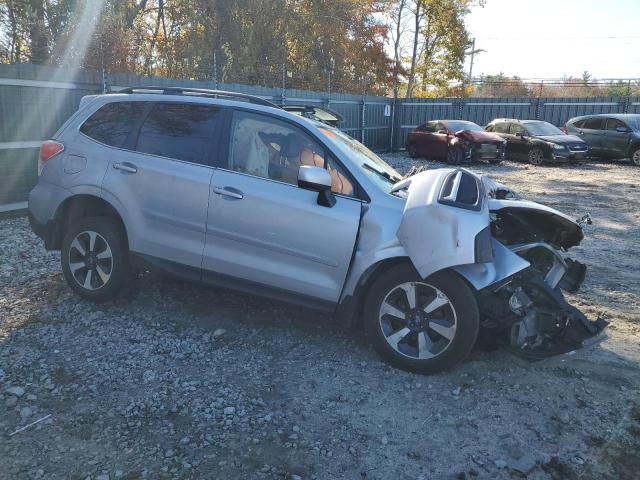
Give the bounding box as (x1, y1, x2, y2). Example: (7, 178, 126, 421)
(464, 0, 640, 80)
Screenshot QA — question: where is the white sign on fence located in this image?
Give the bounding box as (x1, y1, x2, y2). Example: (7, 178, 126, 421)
(384, 104, 391, 117)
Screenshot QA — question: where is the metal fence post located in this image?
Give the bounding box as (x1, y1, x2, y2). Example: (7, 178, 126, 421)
(535, 81, 544, 120)
(389, 95, 396, 153)
(624, 79, 632, 113)
(213, 49, 218, 90)
(361, 77, 368, 144)
(281, 62, 287, 104)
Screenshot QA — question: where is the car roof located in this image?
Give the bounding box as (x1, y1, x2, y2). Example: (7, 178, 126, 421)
(89, 92, 307, 124)
(570, 113, 640, 121)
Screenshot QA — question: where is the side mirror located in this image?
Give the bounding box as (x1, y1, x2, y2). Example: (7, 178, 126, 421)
(437, 129, 449, 135)
(615, 126, 630, 133)
(297, 166, 335, 207)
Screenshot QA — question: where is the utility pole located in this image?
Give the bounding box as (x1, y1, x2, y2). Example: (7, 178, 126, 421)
(466, 38, 486, 82)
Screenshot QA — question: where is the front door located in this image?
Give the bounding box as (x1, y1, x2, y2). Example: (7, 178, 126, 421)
(602, 118, 631, 157)
(101, 101, 222, 269)
(508, 123, 528, 159)
(203, 110, 362, 304)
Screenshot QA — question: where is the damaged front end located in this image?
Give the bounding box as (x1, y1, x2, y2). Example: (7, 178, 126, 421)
(395, 169, 608, 362)
(476, 180, 608, 359)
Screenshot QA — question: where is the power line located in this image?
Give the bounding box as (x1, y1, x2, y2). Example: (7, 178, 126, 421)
(478, 35, 640, 40)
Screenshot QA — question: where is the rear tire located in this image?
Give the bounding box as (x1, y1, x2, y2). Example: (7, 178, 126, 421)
(61, 216, 130, 302)
(364, 265, 480, 374)
(631, 147, 640, 166)
(408, 144, 417, 158)
(527, 147, 545, 165)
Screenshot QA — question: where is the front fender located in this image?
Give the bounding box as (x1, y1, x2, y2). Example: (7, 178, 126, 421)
(397, 169, 490, 279)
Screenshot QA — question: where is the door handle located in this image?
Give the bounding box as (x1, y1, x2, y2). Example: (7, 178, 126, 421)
(212, 186, 243, 199)
(113, 162, 137, 174)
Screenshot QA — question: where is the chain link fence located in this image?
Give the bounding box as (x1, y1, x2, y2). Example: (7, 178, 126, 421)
(1, 62, 640, 209)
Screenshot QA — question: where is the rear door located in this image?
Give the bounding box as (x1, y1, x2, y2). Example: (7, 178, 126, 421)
(101, 101, 222, 270)
(575, 117, 604, 155)
(202, 109, 362, 304)
(602, 118, 631, 157)
(409, 122, 436, 157)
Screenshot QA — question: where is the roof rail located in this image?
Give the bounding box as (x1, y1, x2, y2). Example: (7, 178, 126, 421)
(115, 86, 278, 108)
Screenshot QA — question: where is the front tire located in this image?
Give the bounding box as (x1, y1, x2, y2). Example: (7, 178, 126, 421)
(527, 147, 545, 165)
(61, 216, 130, 302)
(364, 265, 480, 374)
(407, 144, 417, 158)
(631, 147, 640, 166)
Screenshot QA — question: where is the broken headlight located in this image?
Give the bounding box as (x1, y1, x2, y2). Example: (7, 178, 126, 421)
(439, 169, 484, 211)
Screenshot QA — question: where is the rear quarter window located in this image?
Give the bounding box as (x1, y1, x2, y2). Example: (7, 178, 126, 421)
(80, 102, 147, 148)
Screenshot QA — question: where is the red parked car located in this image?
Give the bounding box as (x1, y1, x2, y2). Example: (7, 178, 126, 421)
(406, 120, 506, 164)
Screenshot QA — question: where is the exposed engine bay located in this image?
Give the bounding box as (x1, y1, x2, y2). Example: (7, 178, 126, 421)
(477, 182, 608, 359)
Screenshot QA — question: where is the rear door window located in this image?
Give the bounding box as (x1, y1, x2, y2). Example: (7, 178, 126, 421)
(581, 117, 604, 130)
(135, 103, 221, 165)
(80, 102, 147, 148)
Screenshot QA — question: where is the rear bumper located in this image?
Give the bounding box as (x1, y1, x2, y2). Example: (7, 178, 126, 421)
(28, 180, 70, 250)
(28, 211, 57, 249)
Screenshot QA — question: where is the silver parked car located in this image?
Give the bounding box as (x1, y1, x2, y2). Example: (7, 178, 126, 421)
(28, 87, 607, 374)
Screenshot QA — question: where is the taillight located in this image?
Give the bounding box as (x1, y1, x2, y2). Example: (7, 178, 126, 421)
(38, 140, 64, 175)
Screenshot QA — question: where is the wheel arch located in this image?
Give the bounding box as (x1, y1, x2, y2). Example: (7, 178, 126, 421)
(335, 256, 416, 327)
(51, 194, 128, 250)
(531, 140, 552, 159)
(627, 140, 640, 158)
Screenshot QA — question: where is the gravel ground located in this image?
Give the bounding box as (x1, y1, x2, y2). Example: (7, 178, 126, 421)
(1, 155, 639, 480)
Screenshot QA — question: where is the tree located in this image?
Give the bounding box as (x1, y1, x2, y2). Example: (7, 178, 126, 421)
(403, 0, 472, 97)
(473, 74, 529, 97)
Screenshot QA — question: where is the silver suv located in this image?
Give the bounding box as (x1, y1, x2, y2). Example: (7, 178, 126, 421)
(29, 87, 607, 373)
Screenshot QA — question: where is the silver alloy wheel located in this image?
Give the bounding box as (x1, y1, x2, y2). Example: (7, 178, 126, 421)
(68, 230, 113, 291)
(378, 281, 457, 360)
(632, 149, 640, 166)
(529, 149, 544, 165)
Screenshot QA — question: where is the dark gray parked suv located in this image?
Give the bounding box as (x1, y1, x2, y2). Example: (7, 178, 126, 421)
(564, 114, 640, 166)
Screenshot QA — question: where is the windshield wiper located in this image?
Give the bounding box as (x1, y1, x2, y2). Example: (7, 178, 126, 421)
(362, 163, 402, 183)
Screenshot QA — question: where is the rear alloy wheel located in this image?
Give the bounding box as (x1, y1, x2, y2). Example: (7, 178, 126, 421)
(364, 265, 479, 374)
(631, 148, 640, 166)
(528, 147, 545, 165)
(61, 217, 130, 302)
(447, 146, 464, 165)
